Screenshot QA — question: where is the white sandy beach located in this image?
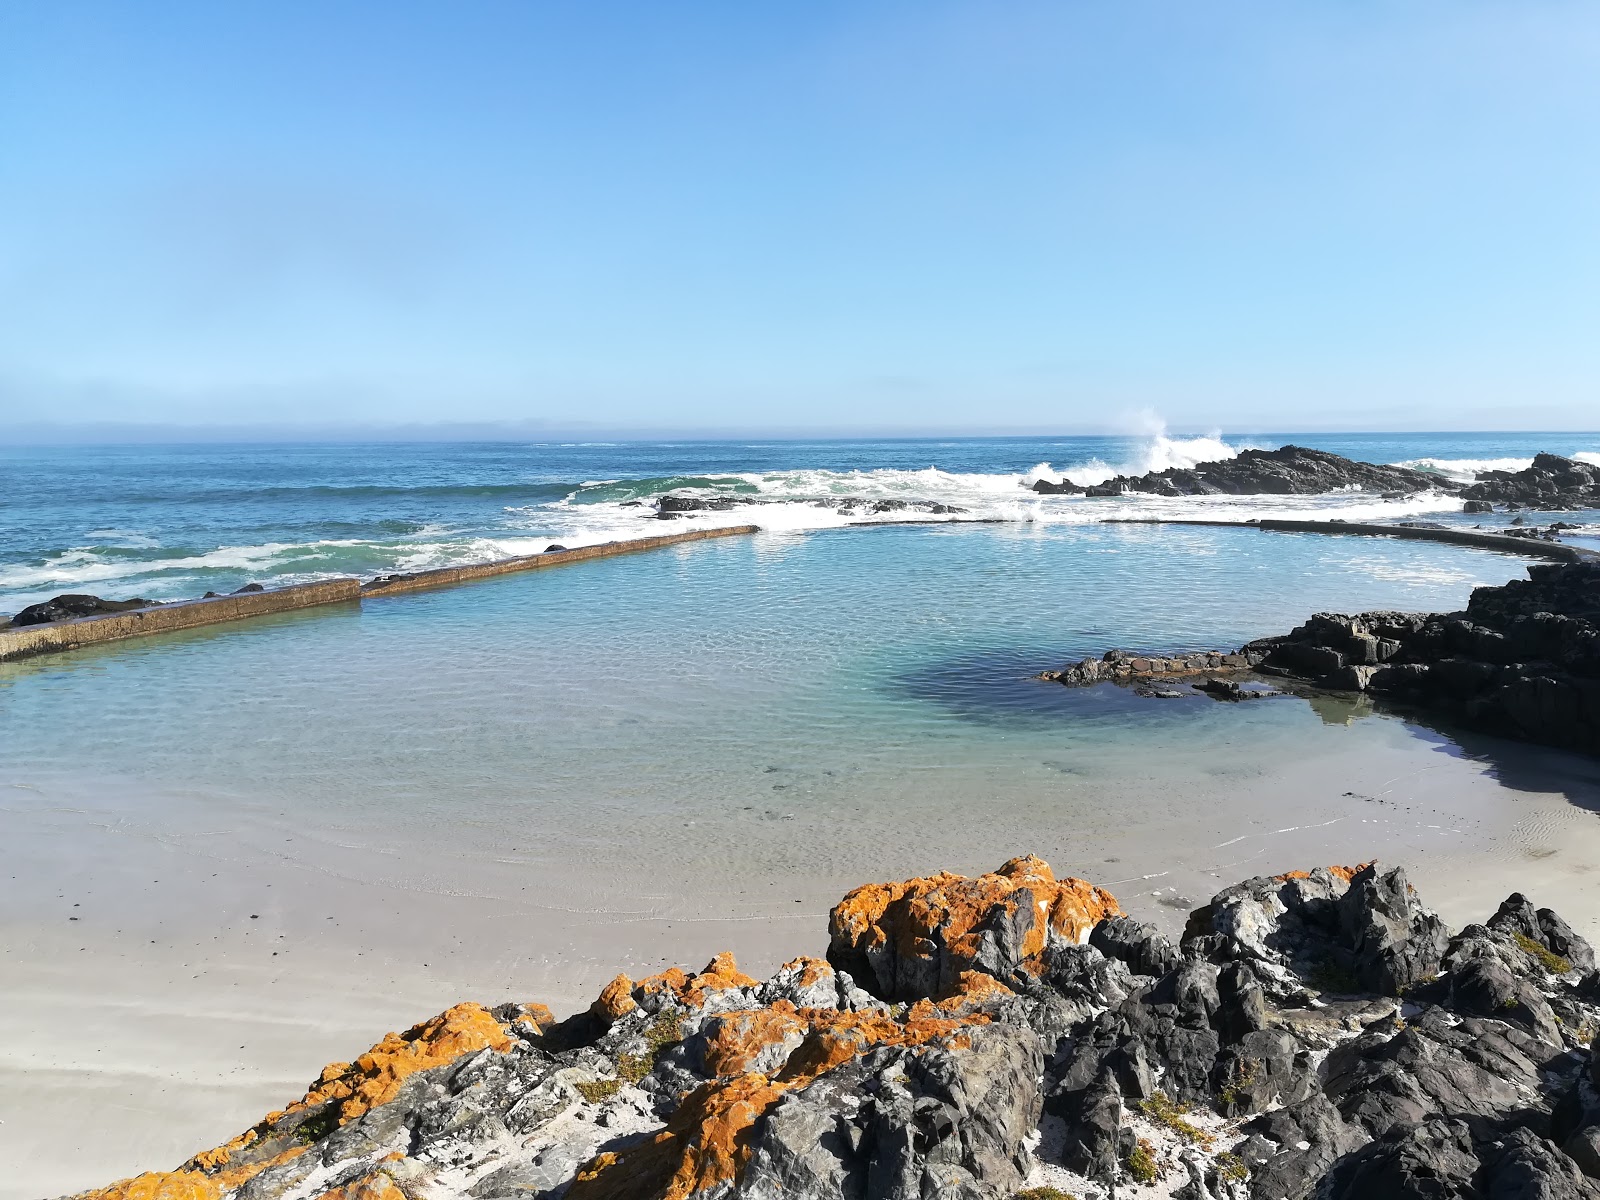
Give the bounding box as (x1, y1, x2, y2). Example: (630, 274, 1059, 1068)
(5, 724, 1599, 1199)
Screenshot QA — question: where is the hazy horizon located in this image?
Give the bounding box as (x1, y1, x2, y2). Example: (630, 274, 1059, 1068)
(4, 3, 1597, 436)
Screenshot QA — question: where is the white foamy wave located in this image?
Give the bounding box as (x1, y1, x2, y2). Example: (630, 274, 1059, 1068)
(1031, 432, 1241, 488)
(1393, 456, 1535, 483)
(0, 542, 307, 593)
(1396, 450, 1600, 481)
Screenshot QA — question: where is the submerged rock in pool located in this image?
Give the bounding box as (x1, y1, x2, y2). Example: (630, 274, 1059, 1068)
(62, 855, 1600, 1200)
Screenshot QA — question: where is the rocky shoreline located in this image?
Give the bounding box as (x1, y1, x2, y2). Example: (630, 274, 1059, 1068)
(1030, 444, 1600, 512)
(1042, 560, 1599, 754)
(67, 855, 1600, 1200)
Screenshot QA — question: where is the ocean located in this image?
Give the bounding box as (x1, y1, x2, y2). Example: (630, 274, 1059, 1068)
(6, 430, 1599, 614)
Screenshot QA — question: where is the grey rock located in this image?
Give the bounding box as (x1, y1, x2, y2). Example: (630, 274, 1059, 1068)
(734, 1023, 1043, 1200)
(1323, 1008, 1547, 1139)
(1322, 1116, 1483, 1200)
(1236, 1092, 1368, 1200)
(1089, 916, 1181, 979)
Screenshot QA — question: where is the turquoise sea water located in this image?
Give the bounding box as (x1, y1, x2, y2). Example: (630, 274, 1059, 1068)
(3, 430, 1598, 904)
(5, 431, 1599, 614)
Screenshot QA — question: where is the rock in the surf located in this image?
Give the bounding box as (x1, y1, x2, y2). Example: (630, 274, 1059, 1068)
(1460, 452, 1600, 511)
(7, 593, 159, 627)
(1032, 445, 1450, 498)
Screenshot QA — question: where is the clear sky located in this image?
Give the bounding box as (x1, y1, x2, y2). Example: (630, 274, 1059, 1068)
(3, 1, 1597, 437)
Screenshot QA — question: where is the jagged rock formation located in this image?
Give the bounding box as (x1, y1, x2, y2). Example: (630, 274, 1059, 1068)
(1461, 453, 1600, 511)
(1041, 561, 1600, 753)
(1031, 446, 1449, 498)
(65, 856, 1600, 1200)
(1245, 561, 1600, 752)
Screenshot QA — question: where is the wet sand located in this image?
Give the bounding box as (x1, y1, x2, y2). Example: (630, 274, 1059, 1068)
(5, 723, 1599, 1200)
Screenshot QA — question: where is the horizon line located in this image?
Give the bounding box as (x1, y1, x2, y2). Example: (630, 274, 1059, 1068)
(7, 421, 1600, 448)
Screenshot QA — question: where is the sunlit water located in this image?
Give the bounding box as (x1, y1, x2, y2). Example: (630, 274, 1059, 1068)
(0, 519, 1551, 898)
(5, 431, 1598, 613)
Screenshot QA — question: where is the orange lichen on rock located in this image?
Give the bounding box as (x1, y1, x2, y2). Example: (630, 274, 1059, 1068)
(635, 952, 759, 1008)
(828, 855, 1121, 998)
(569, 1073, 788, 1200)
(71, 1173, 220, 1200)
(319, 1168, 409, 1200)
(570, 999, 991, 1200)
(780, 955, 835, 988)
(699, 1002, 811, 1076)
(699, 995, 993, 1083)
(514, 1002, 557, 1036)
(212, 1147, 309, 1190)
(281, 1001, 515, 1126)
(776, 1008, 984, 1082)
(1275, 862, 1372, 884)
(162, 1001, 523, 1192)
(912, 970, 1017, 1019)
(592, 974, 639, 1022)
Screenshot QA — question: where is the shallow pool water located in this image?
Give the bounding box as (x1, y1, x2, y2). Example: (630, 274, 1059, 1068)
(0, 521, 1539, 895)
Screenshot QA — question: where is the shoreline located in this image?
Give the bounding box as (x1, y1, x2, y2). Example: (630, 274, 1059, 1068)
(7, 722, 1600, 1198)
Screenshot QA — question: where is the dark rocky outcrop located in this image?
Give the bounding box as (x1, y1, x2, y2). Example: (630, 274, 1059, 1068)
(66, 856, 1600, 1200)
(1244, 561, 1600, 752)
(7, 592, 159, 627)
(1032, 445, 1449, 498)
(1462, 453, 1600, 512)
(1042, 561, 1600, 754)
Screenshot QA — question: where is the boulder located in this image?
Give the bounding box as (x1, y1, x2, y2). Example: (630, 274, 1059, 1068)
(1461, 453, 1600, 511)
(826, 856, 1122, 1001)
(9, 593, 158, 626)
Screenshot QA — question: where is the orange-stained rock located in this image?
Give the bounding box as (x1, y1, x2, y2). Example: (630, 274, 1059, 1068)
(1275, 863, 1370, 884)
(697, 992, 1001, 1084)
(635, 952, 759, 1008)
(319, 1168, 409, 1200)
(592, 974, 638, 1022)
(828, 855, 1121, 1000)
(568, 1073, 789, 1200)
(212, 1147, 308, 1190)
(156, 1001, 523, 1193)
(514, 1002, 558, 1036)
(568, 1002, 993, 1200)
(780, 956, 835, 989)
(698, 1002, 810, 1076)
(775, 1009, 983, 1082)
(283, 1001, 515, 1125)
(70, 1173, 220, 1200)
(910, 969, 1017, 1020)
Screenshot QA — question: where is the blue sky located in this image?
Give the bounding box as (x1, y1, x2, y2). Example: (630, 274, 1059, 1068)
(2, 1, 1597, 436)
